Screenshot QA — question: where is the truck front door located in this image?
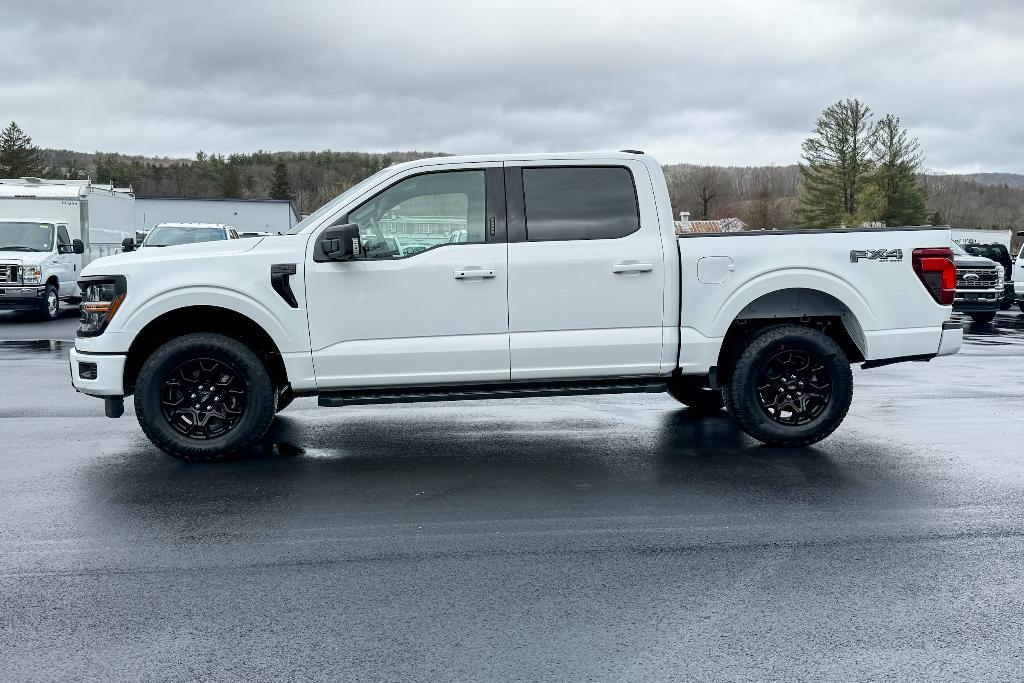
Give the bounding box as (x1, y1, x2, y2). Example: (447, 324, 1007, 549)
(305, 166, 510, 388)
(504, 161, 666, 379)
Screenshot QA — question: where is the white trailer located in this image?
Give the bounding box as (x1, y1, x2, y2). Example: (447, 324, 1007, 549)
(0, 178, 134, 318)
(134, 197, 298, 236)
(0, 178, 135, 263)
(950, 228, 1012, 250)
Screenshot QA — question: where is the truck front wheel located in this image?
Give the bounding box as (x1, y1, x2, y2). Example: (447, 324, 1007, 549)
(37, 284, 60, 321)
(724, 324, 852, 448)
(134, 333, 276, 462)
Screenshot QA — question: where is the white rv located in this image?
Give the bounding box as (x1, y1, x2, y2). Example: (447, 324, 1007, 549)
(950, 228, 1012, 250)
(0, 178, 134, 319)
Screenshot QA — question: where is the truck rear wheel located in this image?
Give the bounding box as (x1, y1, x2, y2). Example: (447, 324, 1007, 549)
(134, 333, 276, 462)
(666, 377, 724, 414)
(724, 324, 852, 447)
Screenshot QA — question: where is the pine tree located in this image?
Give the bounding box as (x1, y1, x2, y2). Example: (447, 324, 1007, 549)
(220, 162, 242, 198)
(796, 99, 876, 228)
(269, 162, 292, 200)
(0, 121, 46, 178)
(871, 114, 928, 226)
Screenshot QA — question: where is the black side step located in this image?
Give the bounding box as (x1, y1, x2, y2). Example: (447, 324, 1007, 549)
(318, 378, 668, 407)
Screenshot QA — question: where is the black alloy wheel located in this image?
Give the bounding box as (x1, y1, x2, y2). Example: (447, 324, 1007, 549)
(160, 357, 247, 439)
(754, 348, 832, 426)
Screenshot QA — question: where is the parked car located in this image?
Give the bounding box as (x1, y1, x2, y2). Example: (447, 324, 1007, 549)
(951, 240, 1003, 324)
(69, 151, 961, 461)
(962, 242, 1015, 309)
(122, 223, 239, 252)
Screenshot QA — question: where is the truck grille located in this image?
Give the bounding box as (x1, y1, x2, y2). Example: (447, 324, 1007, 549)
(0, 264, 18, 284)
(956, 267, 999, 289)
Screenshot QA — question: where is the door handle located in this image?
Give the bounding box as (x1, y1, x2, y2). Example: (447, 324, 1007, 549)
(613, 262, 654, 274)
(453, 268, 496, 280)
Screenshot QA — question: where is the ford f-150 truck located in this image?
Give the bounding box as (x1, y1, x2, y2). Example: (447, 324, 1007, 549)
(68, 152, 962, 461)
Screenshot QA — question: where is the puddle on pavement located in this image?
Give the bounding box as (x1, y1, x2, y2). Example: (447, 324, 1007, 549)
(955, 312, 1024, 346)
(0, 339, 73, 359)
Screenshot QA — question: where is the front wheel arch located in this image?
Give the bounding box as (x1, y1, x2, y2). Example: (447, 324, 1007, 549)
(123, 306, 288, 395)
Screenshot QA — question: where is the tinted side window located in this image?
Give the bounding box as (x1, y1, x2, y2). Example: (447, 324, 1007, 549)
(522, 166, 639, 241)
(57, 226, 71, 244)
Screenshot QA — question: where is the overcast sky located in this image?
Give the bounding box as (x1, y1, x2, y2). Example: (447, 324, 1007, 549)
(2, 0, 1021, 172)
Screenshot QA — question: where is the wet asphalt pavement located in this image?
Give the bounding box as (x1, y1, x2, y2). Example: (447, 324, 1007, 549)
(2, 310, 1024, 680)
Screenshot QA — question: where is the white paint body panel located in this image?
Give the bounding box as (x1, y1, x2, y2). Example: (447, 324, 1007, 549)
(70, 151, 958, 402)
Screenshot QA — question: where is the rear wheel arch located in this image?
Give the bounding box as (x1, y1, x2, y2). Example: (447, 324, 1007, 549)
(714, 288, 866, 386)
(123, 306, 287, 395)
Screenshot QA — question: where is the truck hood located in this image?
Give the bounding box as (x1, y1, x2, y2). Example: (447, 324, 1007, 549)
(954, 254, 998, 268)
(0, 250, 50, 265)
(82, 237, 264, 277)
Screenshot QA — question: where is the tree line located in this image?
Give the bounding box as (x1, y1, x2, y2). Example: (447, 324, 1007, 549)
(3, 119, 1023, 232)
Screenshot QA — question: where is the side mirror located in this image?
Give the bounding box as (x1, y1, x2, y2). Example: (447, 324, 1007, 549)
(72, 239, 85, 254)
(121, 237, 136, 253)
(315, 223, 361, 262)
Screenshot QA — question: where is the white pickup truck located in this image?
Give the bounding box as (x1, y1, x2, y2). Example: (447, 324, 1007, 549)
(69, 152, 962, 461)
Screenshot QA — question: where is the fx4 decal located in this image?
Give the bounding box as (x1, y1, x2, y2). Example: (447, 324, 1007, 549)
(850, 248, 904, 263)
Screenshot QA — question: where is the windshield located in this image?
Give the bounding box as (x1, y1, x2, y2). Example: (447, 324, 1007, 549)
(287, 167, 397, 234)
(143, 226, 227, 247)
(0, 221, 54, 252)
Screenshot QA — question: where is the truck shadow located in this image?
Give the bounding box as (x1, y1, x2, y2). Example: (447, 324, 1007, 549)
(74, 406, 922, 531)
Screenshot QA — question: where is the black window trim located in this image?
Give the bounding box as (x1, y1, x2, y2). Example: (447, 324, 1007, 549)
(506, 164, 641, 243)
(321, 167, 507, 261)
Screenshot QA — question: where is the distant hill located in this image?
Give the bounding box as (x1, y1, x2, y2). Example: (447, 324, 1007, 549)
(958, 172, 1024, 189)
(26, 147, 1024, 233)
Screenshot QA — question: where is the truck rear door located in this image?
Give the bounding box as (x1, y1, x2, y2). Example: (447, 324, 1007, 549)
(504, 160, 666, 379)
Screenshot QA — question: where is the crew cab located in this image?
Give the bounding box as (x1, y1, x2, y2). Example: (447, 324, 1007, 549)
(68, 152, 962, 461)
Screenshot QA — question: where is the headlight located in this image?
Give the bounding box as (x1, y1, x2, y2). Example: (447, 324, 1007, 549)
(21, 266, 42, 284)
(996, 264, 1005, 286)
(78, 276, 127, 337)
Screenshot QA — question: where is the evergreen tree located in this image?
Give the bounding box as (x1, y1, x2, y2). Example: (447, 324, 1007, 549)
(0, 121, 46, 178)
(220, 162, 242, 198)
(269, 162, 292, 200)
(796, 99, 876, 228)
(871, 114, 928, 226)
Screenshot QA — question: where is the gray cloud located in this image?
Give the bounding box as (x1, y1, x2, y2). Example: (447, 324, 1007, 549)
(1, 0, 1020, 171)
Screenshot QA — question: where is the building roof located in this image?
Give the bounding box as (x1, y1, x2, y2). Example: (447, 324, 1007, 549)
(675, 217, 748, 235)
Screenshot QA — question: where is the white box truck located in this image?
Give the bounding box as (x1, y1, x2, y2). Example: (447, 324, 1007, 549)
(0, 178, 134, 319)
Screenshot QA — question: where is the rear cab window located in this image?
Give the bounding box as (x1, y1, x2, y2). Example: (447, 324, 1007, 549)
(522, 166, 639, 241)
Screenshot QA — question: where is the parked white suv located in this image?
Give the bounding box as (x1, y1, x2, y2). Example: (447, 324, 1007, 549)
(69, 151, 962, 461)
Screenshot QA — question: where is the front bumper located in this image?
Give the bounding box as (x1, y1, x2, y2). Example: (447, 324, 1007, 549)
(952, 288, 1001, 313)
(1015, 281, 1024, 302)
(0, 285, 46, 311)
(69, 348, 126, 396)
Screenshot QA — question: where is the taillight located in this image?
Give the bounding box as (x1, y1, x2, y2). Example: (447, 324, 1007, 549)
(912, 247, 956, 305)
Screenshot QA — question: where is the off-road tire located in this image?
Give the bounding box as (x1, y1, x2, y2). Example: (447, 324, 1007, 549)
(969, 311, 997, 324)
(666, 377, 725, 414)
(37, 284, 60, 321)
(724, 324, 852, 447)
(134, 333, 276, 462)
